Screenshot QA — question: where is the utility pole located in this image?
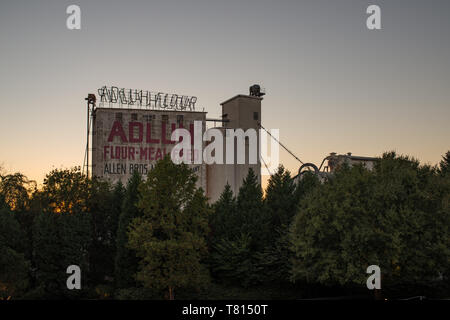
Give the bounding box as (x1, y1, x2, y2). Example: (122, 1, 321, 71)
(84, 94, 96, 178)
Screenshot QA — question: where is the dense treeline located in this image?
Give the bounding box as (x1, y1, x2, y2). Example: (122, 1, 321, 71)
(0, 151, 449, 300)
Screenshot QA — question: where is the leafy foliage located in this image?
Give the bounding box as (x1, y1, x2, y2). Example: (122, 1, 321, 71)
(439, 150, 450, 176)
(0, 173, 35, 212)
(88, 178, 123, 285)
(209, 168, 267, 287)
(0, 207, 30, 298)
(115, 172, 142, 289)
(37, 167, 89, 214)
(0, 150, 449, 299)
(209, 233, 260, 287)
(236, 168, 266, 250)
(127, 156, 211, 299)
(209, 184, 237, 243)
(265, 166, 298, 234)
(290, 152, 450, 295)
(31, 168, 92, 298)
(33, 210, 91, 298)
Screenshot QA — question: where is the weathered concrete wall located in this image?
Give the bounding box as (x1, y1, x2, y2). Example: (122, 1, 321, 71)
(92, 108, 207, 190)
(206, 95, 262, 202)
(92, 94, 262, 203)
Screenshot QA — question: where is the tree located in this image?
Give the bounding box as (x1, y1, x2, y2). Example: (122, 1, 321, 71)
(290, 164, 375, 287)
(294, 170, 321, 202)
(31, 168, 92, 298)
(371, 152, 450, 294)
(209, 232, 257, 287)
(37, 167, 89, 214)
(208, 169, 266, 287)
(127, 156, 211, 299)
(115, 172, 142, 289)
(88, 178, 122, 287)
(257, 166, 298, 284)
(265, 165, 297, 240)
(236, 168, 266, 250)
(0, 172, 37, 267)
(32, 210, 91, 298)
(0, 207, 30, 298)
(0, 172, 36, 212)
(208, 184, 251, 284)
(290, 152, 450, 297)
(209, 183, 237, 244)
(439, 150, 450, 176)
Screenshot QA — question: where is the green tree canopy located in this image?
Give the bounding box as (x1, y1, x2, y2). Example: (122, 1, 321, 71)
(0, 172, 36, 212)
(88, 178, 122, 286)
(209, 169, 266, 287)
(37, 167, 89, 214)
(265, 165, 297, 238)
(0, 172, 37, 266)
(439, 150, 450, 176)
(32, 210, 91, 298)
(31, 168, 92, 298)
(115, 172, 142, 289)
(209, 183, 237, 243)
(127, 156, 211, 299)
(290, 152, 450, 297)
(236, 168, 266, 249)
(256, 165, 299, 284)
(0, 207, 29, 298)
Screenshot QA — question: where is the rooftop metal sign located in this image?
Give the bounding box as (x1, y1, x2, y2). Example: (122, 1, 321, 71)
(97, 86, 197, 111)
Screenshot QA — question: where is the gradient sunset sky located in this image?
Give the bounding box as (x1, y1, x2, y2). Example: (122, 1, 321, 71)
(0, 0, 449, 187)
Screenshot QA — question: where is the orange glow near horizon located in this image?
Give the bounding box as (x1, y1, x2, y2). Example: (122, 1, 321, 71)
(1, 1, 449, 194)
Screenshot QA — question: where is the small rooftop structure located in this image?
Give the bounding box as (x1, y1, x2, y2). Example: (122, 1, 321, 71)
(293, 152, 379, 183)
(325, 152, 378, 172)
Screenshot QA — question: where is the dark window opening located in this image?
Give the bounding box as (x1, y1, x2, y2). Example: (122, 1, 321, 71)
(143, 114, 155, 122)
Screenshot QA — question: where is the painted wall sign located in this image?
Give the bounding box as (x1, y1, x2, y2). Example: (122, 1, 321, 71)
(92, 108, 207, 189)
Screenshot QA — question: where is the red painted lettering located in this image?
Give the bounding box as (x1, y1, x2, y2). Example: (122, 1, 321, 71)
(108, 121, 128, 143)
(149, 147, 155, 160)
(155, 148, 162, 161)
(146, 123, 160, 144)
(129, 122, 143, 143)
(140, 147, 148, 160)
